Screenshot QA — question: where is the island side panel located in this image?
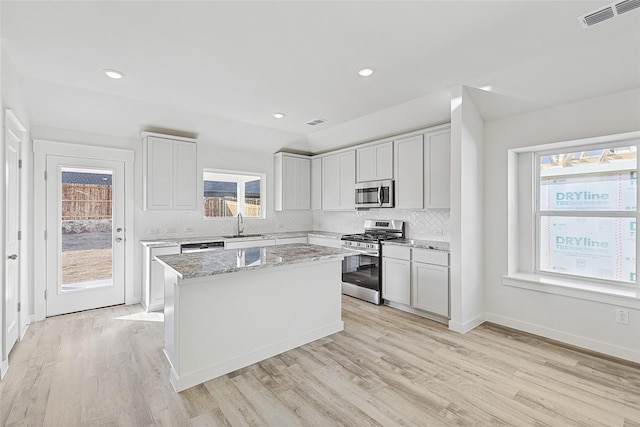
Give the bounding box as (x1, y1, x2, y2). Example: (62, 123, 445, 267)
(163, 268, 179, 373)
(171, 259, 344, 391)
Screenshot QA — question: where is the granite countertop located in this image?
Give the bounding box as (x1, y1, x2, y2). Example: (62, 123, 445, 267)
(140, 230, 343, 248)
(156, 243, 352, 280)
(383, 239, 450, 251)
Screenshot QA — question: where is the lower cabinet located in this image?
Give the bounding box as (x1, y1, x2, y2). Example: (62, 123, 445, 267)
(142, 244, 180, 312)
(382, 244, 450, 319)
(382, 246, 411, 305)
(412, 261, 449, 317)
(308, 235, 342, 248)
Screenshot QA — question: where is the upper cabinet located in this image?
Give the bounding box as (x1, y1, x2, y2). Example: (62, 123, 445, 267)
(424, 129, 451, 209)
(311, 157, 322, 210)
(274, 153, 311, 211)
(142, 132, 197, 211)
(394, 135, 424, 210)
(322, 150, 356, 210)
(356, 141, 393, 183)
(394, 126, 451, 210)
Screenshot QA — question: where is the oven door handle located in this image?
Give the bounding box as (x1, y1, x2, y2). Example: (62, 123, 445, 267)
(342, 247, 379, 257)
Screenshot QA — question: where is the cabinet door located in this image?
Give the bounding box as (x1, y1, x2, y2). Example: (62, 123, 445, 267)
(296, 157, 311, 209)
(357, 146, 377, 182)
(311, 157, 322, 210)
(339, 150, 356, 209)
(394, 135, 424, 209)
(411, 262, 449, 317)
(322, 154, 341, 209)
(283, 156, 299, 209)
(146, 137, 174, 210)
(382, 257, 411, 305)
(375, 142, 393, 181)
(173, 141, 197, 210)
(147, 245, 180, 312)
(425, 131, 451, 209)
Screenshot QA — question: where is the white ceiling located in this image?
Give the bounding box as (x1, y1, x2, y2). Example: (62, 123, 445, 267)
(2, 1, 639, 152)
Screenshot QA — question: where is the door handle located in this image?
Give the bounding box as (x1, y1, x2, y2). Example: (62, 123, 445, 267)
(115, 237, 123, 242)
(8, 254, 18, 260)
(378, 186, 383, 207)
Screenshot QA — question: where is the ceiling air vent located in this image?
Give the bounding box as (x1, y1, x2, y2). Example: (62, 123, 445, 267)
(305, 118, 327, 126)
(579, 0, 640, 28)
(616, 0, 640, 15)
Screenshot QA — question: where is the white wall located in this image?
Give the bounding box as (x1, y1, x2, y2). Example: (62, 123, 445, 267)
(449, 86, 485, 333)
(484, 88, 640, 362)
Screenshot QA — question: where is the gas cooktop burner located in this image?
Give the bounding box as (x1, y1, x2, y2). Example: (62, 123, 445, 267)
(341, 233, 401, 242)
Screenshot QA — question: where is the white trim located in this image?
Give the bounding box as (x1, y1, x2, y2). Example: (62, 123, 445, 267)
(448, 315, 485, 334)
(139, 131, 196, 144)
(485, 312, 640, 363)
(503, 273, 640, 308)
(32, 140, 136, 320)
(0, 359, 8, 380)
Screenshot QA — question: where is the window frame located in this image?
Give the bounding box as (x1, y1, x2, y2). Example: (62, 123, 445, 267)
(202, 168, 266, 220)
(533, 142, 639, 289)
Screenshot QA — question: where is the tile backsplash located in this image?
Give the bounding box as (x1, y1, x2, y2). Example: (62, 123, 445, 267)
(313, 209, 450, 241)
(138, 208, 449, 242)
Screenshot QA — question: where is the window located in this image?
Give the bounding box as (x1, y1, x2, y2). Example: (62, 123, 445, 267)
(536, 145, 637, 286)
(203, 170, 265, 219)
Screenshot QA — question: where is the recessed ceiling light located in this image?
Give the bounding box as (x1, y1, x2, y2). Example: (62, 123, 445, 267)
(357, 68, 375, 77)
(273, 113, 285, 119)
(103, 69, 124, 79)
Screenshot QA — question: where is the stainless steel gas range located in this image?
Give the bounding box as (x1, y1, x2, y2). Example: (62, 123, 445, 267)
(341, 219, 405, 305)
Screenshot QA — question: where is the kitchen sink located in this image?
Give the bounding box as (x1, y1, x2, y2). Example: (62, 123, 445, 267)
(222, 234, 266, 239)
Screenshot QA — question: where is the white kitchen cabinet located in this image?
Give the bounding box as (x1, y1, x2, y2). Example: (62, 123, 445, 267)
(308, 235, 342, 248)
(275, 236, 308, 245)
(142, 243, 180, 312)
(357, 141, 393, 182)
(274, 153, 311, 211)
(382, 245, 411, 305)
(424, 129, 451, 209)
(141, 132, 197, 211)
(322, 150, 356, 210)
(394, 135, 424, 209)
(411, 248, 450, 317)
(225, 238, 276, 249)
(311, 157, 322, 210)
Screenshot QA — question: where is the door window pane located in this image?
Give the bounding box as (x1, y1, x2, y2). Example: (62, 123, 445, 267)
(60, 168, 113, 291)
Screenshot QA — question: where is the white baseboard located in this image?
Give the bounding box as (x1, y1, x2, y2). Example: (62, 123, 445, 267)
(170, 321, 344, 392)
(485, 312, 640, 363)
(448, 315, 485, 334)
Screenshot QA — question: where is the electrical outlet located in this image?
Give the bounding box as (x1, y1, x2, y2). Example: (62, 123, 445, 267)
(166, 227, 176, 234)
(616, 309, 629, 325)
(184, 227, 194, 233)
(149, 228, 159, 235)
(435, 229, 443, 236)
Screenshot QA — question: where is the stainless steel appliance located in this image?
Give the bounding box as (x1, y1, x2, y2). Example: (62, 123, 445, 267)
(180, 241, 225, 253)
(341, 219, 404, 304)
(355, 180, 394, 209)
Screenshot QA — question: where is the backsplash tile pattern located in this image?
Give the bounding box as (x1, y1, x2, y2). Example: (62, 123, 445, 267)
(313, 209, 450, 241)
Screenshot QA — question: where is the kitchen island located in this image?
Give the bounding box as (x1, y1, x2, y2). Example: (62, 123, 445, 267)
(156, 243, 349, 392)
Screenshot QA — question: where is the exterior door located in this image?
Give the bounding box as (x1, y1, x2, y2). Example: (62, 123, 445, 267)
(4, 111, 22, 361)
(45, 156, 126, 316)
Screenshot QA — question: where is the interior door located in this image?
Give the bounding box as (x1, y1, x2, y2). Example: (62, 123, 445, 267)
(4, 113, 21, 358)
(45, 155, 126, 316)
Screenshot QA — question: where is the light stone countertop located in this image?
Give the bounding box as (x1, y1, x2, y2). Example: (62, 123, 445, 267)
(156, 243, 352, 280)
(383, 239, 450, 251)
(140, 230, 343, 248)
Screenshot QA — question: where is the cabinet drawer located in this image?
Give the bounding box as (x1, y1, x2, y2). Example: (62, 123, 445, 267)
(412, 249, 449, 266)
(151, 245, 180, 258)
(276, 236, 308, 245)
(382, 245, 410, 260)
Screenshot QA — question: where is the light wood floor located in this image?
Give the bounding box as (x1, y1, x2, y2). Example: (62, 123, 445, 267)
(1, 296, 639, 427)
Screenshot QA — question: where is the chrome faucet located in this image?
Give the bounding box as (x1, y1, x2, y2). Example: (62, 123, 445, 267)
(237, 213, 244, 237)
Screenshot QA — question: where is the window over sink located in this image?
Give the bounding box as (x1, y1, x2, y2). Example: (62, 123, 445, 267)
(203, 169, 265, 219)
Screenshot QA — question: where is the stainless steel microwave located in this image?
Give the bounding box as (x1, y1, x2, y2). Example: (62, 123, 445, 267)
(355, 180, 394, 209)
